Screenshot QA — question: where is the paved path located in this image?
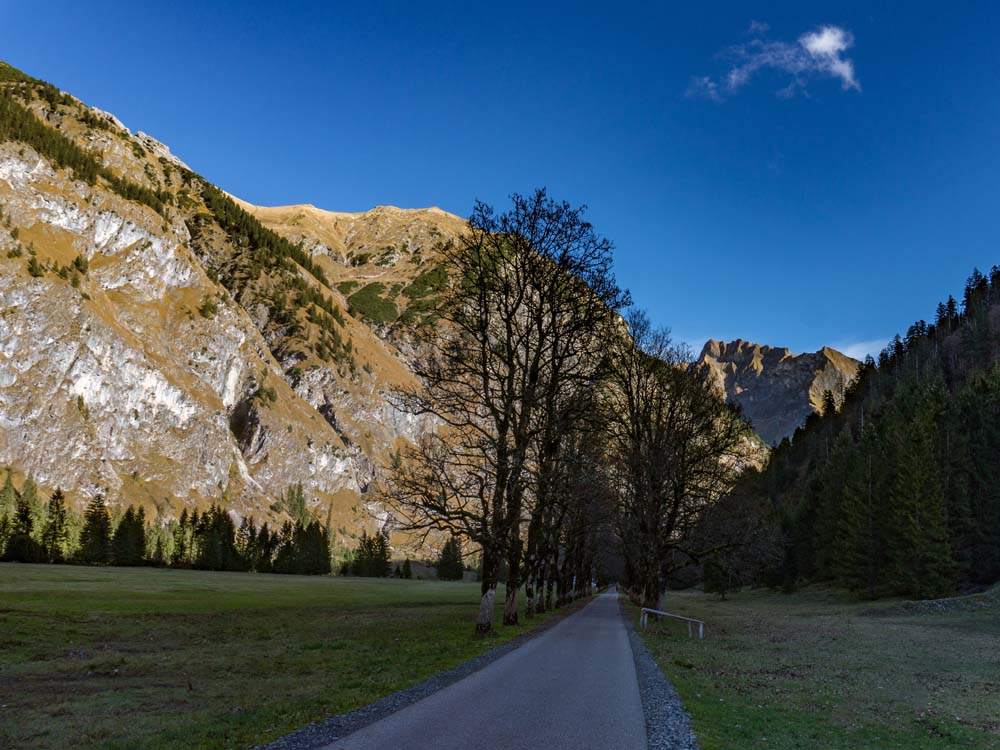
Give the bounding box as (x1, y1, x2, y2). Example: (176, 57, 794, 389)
(324, 591, 647, 750)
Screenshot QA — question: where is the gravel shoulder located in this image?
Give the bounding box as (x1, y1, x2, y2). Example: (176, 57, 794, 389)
(620, 598, 700, 750)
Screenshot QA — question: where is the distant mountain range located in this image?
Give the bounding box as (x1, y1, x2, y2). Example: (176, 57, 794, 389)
(0, 60, 858, 532)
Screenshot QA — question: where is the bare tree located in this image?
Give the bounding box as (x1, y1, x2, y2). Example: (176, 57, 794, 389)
(381, 189, 626, 632)
(603, 310, 751, 607)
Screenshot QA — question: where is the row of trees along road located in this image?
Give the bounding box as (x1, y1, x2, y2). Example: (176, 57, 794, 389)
(381, 189, 752, 632)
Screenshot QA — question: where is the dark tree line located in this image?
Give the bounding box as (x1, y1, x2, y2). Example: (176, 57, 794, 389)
(347, 529, 392, 577)
(0, 480, 334, 575)
(735, 266, 1000, 599)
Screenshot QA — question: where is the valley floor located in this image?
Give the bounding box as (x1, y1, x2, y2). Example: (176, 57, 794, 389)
(637, 584, 1000, 749)
(0, 564, 557, 749)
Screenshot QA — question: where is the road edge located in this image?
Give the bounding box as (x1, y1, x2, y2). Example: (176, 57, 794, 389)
(262, 595, 596, 750)
(618, 596, 701, 750)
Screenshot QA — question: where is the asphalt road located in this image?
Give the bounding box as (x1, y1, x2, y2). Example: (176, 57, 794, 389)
(324, 591, 647, 750)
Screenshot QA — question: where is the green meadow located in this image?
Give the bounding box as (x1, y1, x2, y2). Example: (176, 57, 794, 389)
(638, 585, 1000, 750)
(0, 563, 559, 749)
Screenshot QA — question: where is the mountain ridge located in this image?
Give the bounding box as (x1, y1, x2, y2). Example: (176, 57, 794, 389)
(695, 338, 860, 445)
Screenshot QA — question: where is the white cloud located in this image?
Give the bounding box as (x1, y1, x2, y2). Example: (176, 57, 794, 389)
(799, 26, 860, 90)
(686, 76, 722, 103)
(689, 23, 861, 101)
(748, 20, 770, 35)
(834, 338, 888, 361)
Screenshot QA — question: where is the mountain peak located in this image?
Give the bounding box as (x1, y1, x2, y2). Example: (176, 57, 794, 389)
(696, 339, 860, 444)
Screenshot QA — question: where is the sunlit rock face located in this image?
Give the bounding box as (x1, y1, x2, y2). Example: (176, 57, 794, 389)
(0, 136, 364, 521)
(695, 339, 860, 445)
(0, 82, 458, 534)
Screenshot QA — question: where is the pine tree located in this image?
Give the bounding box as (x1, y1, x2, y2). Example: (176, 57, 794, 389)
(821, 389, 837, 417)
(237, 516, 258, 570)
(193, 505, 243, 571)
(0, 471, 15, 551)
(256, 523, 275, 573)
(112, 505, 145, 566)
(2, 479, 44, 563)
(351, 530, 373, 576)
(885, 392, 955, 598)
(273, 520, 296, 574)
(78, 495, 112, 564)
(12, 483, 32, 537)
(41, 489, 69, 563)
(401, 558, 413, 579)
(436, 536, 465, 580)
(171, 509, 189, 567)
(350, 530, 391, 577)
(20, 475, 41, 533)
(281, 482, 309, 526)
(833, 426, 884, 597)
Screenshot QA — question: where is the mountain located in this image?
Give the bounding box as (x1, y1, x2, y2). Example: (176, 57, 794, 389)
(0, 61, 465, 539)
(695, 339, 860, 445)
(736, 270, 1000, 595)
(0, 60, 856, 534)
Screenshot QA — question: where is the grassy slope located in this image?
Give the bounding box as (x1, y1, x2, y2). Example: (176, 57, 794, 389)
(637, 585, 1000, 750)
(0, 564, 563, 749)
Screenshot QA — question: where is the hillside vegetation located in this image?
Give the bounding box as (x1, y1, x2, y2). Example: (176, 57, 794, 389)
(734, 268, 1000, 598)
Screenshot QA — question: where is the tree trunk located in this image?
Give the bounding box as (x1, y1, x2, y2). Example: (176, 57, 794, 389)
(476, 583, 497, 635)
(503, 536, 522, 626)
(524, 576, 535, 618)
(476, 549, 499, 635)
(503, 579, 520, 625)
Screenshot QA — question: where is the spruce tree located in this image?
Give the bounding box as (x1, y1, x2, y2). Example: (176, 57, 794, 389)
(372, 530, 391, 577)
(436, 536, 465, 580)
(885, 393, 955, 598)
(12, 483, 32, 537)
(0, 472, 15, 551)
(171, 509, 189, 567)
(41, 489, 69, 563)
(833, 426, 884, 597)
(401, 558, 413, 579)
(256, 523, 275, 573)
(351, 530, 373, 576)
(2, 480, 44, 563)
(821, 389, 837, 417)
(78, 495, 112, 564)
(20, 475, 41, 534)
(112, 506, 145, 566)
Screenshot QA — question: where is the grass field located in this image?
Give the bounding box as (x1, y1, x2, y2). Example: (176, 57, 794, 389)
(637, 584, 1000, 750)
(0, 563, 565, 749)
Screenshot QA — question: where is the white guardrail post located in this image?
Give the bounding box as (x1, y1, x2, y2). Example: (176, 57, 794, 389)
(640, 607, 705, 639)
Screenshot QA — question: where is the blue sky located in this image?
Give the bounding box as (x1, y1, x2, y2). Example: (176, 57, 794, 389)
(2, 2, 998, 358)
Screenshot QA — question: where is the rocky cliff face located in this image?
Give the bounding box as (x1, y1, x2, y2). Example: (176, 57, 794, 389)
(0, 63, 464, 536)
(695, 339, 860, 445)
